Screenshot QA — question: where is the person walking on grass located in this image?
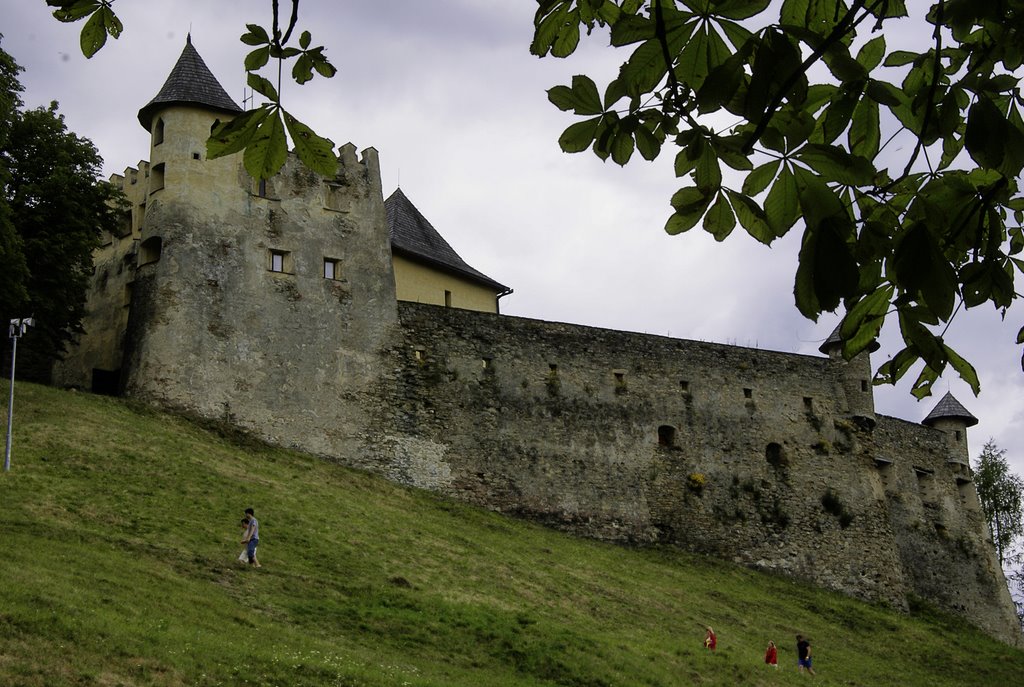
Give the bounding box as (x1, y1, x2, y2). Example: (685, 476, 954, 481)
(241, 507, 261, 568)
(797, 634, 815, 675)
(704, 626, 717, 651)
(236, 517, 250, 564)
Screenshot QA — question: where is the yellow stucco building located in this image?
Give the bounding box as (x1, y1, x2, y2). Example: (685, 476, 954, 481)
(386, 188, 511, 313)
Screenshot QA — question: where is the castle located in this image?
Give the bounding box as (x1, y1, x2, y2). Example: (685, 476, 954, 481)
(55, 38, 1022, 646)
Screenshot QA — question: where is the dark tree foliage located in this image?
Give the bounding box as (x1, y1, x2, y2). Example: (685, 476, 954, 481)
(532, 0, 1024, 398)
(0, 37, 29, 331)
(973, 439, 1024, 567)
(0, 38, 125, 379)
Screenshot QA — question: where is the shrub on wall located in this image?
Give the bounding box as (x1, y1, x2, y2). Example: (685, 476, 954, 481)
(821, 488, 855, 529)
(687, 473, 706, 495)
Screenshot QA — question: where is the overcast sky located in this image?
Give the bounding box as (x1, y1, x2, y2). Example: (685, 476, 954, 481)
(4, 1, 1023, 476)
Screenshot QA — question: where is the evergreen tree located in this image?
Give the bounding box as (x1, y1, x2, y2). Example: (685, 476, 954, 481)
(973, 439, 1024, 567)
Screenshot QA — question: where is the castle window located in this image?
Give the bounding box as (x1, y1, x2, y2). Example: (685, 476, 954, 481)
(613, 370, 627, 394)
(150, 163, 165, 193)
(658, 425, 677, 447)
(154, 118, 164, 146)
(766, 442, 787, 467)
(680, 380, 690, 393)
(269, 249, 292, 273)
(324, 258, 340, 280)
(549, 363, 558, 373)
(257, 178, 267, 197)
(803, 397, 813, 411)
(192, 152, 201, 161)
(861, 379, 869, 392)
(954, 430, 962, 442)
(743, 387, 753, 399)
(139, 237, 162, 265)
(444, 290, 452, 308)
(116, 209, 133, 238)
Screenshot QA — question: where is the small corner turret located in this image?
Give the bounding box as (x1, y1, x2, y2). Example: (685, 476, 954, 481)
(137, 34, 242, 132)
(922, 391, 977, 466)
(134, 36, 245, 204)
(819, 324, 878, 427)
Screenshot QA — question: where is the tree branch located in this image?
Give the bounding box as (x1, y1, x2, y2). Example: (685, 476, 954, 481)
(742, 0, 879, 154)
(896, 0, 944, 180)
(653, 0, 700, 131)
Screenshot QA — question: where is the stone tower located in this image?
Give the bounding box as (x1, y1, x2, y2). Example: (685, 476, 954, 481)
(818, 325, 877, 425)
(922, 391, 978, 465)
(122, 37, 398, 457)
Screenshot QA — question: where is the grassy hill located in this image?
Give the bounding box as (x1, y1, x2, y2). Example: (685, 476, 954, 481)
(0, 381, 1022, 686)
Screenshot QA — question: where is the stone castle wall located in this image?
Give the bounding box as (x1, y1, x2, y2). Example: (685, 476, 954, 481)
(56, 103, 1022, 646)
(351, 302, 1021, 644)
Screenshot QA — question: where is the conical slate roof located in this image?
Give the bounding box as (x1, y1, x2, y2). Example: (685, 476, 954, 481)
(819, 323, 880, 354)
(385, 188, 510, 293)
(922, 391, 978, 427)
(137, 35, 242, 131)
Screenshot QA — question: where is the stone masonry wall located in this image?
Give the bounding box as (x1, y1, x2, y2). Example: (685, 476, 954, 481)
(355, 302, 1022, 645)
(868, 417, 1021, 643)
(120, 104, 398, 459)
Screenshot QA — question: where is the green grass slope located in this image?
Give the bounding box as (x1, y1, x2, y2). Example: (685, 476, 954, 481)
(0, 381, 1021, 686)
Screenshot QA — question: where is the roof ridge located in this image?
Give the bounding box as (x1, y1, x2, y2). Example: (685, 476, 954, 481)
(385, 189, 508, 292)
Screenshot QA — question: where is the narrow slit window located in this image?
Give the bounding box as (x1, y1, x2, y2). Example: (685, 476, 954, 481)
(153, 118, 164, 146)
(444, 290, 452, 308)
(324, 258, 340, 280)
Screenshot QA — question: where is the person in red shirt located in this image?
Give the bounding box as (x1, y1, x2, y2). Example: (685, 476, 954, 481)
(704, 626, 717, 651)
(765, 640, 778, 668)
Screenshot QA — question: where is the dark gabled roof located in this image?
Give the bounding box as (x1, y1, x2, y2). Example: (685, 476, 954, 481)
(819, 323, 880, 355)
(385, 188, 510, 294)
(922, 392, 979, 427)
(138, 35, 242, 131)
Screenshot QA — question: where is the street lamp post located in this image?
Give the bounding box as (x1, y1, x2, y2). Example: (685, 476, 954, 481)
(5, 317, 34, 472)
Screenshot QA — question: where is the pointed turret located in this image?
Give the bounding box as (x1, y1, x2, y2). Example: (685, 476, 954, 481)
(818, 324, 880, 357)
(922, 391, 979, 428)
(922, 391, 977, 464)
(137, 35, 242, 131)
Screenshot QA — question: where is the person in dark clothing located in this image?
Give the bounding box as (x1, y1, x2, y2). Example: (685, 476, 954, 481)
(796, 635, 815, 675)
(242, 507, 261, 568)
